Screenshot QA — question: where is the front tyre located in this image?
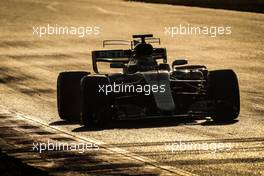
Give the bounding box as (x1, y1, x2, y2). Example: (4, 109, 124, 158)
(209, 69, 240, 122)
(80, 75, 113, 128)
(57, 71, 89, 121)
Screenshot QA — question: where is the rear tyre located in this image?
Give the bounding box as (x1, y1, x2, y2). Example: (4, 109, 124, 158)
(80, 75, 112, 128)
(57, 71, 89, 121)
(209, 69, 240, 122)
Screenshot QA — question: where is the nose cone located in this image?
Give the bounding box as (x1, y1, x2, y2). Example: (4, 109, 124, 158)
(142, 71, 175, 112)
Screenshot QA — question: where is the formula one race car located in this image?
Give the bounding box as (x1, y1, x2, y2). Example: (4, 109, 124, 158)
(57, 34, 240, 127)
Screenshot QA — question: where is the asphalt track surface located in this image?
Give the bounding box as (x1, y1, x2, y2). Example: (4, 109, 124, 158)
(0, 0, 264, 175)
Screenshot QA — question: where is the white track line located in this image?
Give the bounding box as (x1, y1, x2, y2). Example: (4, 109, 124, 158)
(46, 2, 58, 12)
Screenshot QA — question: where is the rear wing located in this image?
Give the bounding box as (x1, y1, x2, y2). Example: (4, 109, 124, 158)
(103, 40, 132, 48)
(102, 38, 161, 49)
(92, 48, 167, 73)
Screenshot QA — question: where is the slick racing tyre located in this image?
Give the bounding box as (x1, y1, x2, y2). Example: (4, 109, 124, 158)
(80, 75, 113, 128)
(209, 69, 240, 122)
(57, 71, 89, 121)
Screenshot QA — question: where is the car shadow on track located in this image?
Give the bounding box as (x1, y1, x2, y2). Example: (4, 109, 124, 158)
(50, 116, 239, 132)
(201, 119, 238, 126)
(68, 117, 238, 132)
(50, 120, 81, 125)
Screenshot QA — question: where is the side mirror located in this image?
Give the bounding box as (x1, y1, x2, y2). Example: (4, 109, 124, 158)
(110, 62, 125, 68)
(172, 59, 188, 68)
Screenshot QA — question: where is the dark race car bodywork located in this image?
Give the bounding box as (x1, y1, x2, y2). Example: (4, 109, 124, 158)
(57, 34, 240, 127)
